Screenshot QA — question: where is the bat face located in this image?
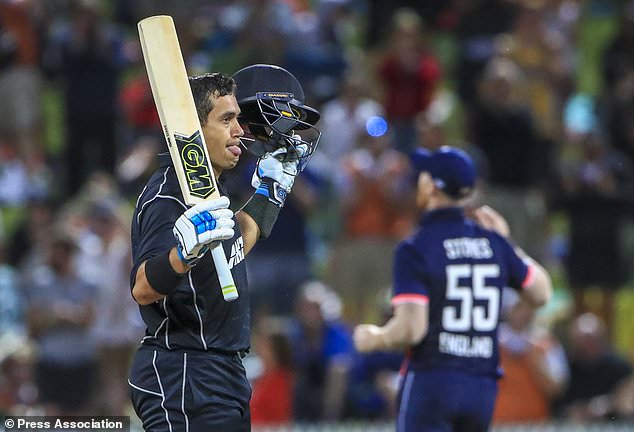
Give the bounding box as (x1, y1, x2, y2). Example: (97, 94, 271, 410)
(174, 130, 216, 200)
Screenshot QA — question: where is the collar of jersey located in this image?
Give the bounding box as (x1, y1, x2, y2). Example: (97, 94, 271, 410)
(421, 206, 465, 225)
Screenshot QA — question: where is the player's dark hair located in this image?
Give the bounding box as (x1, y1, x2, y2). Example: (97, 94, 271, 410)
(189, 73, 236, 125)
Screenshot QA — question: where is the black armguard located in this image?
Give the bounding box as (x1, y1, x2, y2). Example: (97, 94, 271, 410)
(144, 251, 184, 296)
(241, 193, 282, 239)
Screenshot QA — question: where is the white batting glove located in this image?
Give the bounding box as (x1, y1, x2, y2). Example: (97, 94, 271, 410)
(173, 196, 235, 265)
(251, 137, 307, 207)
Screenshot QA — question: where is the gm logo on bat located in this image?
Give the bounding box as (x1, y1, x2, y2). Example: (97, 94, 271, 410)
(175, 131, 216, 199)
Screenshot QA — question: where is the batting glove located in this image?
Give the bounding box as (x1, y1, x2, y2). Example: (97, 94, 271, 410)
(252, 137, 307, 207)
(173, 196, 235, 265)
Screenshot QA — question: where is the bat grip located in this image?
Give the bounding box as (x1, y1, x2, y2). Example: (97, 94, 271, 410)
(210, 243, 238, 302)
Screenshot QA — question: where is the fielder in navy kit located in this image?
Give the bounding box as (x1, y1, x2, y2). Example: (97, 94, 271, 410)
(128, 66, 320, 431)
(353, 146, 552, 432)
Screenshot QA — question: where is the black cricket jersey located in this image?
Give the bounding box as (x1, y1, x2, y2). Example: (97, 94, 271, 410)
(130, 153, 250, 353)
(392, 207, 534, 378)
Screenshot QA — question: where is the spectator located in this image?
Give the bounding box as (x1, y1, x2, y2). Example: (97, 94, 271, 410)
(283, 0, 351, 102)
(453, 0, 517, 107)
(25, 235, 97, 415)
(601, 1, 634, 165)
(504, 2, 574, 139)
(0, 346, 37, 415)
(81, 201, 143, 416)
(559, 132, 633, 336)
(0, 0, 43, 159)
(314, 73, 384, 181)
(250, 316, 295, 426)
(7, 196, 56, 274)
(0, 245, 24, 341)
(556, 312, 634, 421)
(377, 7, 441, 153)
(600, 0, 634, 286)
(413, 104, 489, 188)
(42, 0, 126, 196)
(468, 56, 549, 259)
(0, 140, 30, 206)
(290, 280, 354, 422)
(347, 289, 403, 420)
(347, 349, 402, 421)
(308, 71, 384, 253)
(0, 243, 34, 415)
(329, 127, 413, 323)
(493, 290, 569, 424)
(236, 0, 297, 67)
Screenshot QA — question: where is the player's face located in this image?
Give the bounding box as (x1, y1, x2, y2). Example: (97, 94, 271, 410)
(416, 172, 434, 210)
(202, 94, 244, 175)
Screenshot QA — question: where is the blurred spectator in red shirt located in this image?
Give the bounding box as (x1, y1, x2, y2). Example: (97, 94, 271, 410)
(250, 316, 295, 426)
(377, 7, 441, 153)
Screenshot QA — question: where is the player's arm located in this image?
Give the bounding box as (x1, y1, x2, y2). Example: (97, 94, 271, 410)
(513, 248, 552, 307)
(473, 205, 552, 307)
(235, 211, 260, 255)
(132, 247, 188, 305)
(132, 197, 235, 305)
(354, 302, 429, 352)
(238, 141, 305, 250)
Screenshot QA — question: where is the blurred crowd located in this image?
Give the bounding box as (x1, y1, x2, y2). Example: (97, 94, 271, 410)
(0, 0, 633, 427)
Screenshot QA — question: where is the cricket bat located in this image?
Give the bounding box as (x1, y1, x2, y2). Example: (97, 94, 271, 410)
(138, 15, 238, 301)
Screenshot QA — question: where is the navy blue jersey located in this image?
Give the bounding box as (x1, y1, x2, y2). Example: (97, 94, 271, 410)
(392, 207, 534, 378)
(130, 153, 250, 353)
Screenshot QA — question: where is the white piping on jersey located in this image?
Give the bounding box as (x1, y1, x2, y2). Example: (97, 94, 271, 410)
(142, 317, 168, 343)
(181, 353, 190, 432)
(137, 167, 187, 226)
(153, 350, 173, 432)
(127, 379, 163, 397)
(162, 298, 171, 349)
(188, 272, 208, 350)
(398, 371, 415, 432)
(135, 182, 149, 210)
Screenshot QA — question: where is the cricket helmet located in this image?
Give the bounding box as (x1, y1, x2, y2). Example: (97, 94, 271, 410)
(233, 64, 321, 169)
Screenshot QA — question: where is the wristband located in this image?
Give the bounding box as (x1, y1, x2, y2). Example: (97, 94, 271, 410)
(241, 193, 282, 239)
(145, 251, 185, 296)
(255, 178, 288, 207)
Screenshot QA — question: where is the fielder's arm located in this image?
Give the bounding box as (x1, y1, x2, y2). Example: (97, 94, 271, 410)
(514, 250, 552, 308)
(354, 302, 428, 353)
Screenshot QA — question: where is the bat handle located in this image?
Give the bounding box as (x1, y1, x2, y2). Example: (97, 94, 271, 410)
(210, 243, 238, 302)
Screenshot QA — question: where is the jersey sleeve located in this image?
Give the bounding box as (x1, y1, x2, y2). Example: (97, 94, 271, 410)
(500, 237, 534, 290)
(391, 241, 429, 306)
(130, 197, 186, 287)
